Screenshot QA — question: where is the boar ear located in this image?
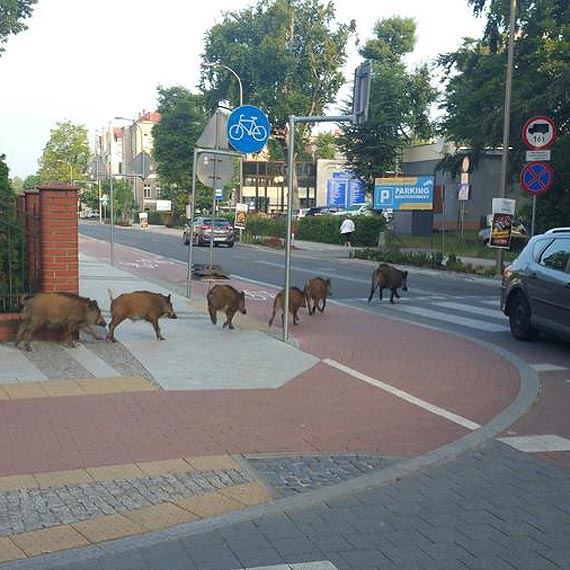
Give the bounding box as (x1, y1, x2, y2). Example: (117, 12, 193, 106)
(240, 291, 245, 300)
(404, 271, 408, 277)
(167, 294, 171, 301)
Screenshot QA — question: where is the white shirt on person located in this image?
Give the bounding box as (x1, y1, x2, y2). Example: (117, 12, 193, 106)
(340, 218, 355, 234)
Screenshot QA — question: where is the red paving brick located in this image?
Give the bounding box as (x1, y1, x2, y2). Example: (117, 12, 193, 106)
(0, 236, 516, 477)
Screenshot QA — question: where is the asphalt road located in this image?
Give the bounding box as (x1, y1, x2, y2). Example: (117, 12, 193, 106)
(79, 221, 570, 363)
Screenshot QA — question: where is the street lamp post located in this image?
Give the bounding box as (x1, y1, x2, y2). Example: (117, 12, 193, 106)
(203, 62, 244, 204)
(115, 116, 146, 208)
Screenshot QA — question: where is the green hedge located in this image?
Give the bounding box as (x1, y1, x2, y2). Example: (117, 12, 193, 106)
(295, 215, 385, 247)
(242, 214, 385, 247)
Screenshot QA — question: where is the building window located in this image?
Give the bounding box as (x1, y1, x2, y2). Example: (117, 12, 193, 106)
(143, 184, 151, 199)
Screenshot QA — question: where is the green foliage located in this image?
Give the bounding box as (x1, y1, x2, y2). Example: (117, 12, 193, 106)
(244, 215, 287, 239)
(312, 132, 338, 160)
(23, 174, 39, 189)
(0, 0, 37, 55)
(37, 121, 90, 185)
(337, 17, 437, 193)
(355, 248, 496, 277)
(296, 215, 385, 246)
(201, 0, 356, 157)
(440, 0, 570, 229)
(152, 86, 211, 218)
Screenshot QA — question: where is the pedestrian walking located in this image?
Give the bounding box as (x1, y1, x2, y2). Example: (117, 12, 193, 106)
(340, 216, 355, 247)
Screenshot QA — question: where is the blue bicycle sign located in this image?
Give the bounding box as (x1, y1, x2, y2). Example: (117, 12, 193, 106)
(226, 105, 270, 154)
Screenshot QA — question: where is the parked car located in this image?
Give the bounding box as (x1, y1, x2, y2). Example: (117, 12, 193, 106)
(296, 208, 310, 219)
(333, 204, 376, 217)
(305, 206, 339, 217)
(183, 217, 235, 247)
(79, 209, 98, 219)
(478, 221, 529, 244)
(500, 227, 570, 341)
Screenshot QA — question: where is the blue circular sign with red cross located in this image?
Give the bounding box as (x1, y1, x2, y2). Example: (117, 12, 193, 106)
(520, 161, 554, 195)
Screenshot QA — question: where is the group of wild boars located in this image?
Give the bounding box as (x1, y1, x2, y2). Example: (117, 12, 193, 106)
(15, 290, 178, 350)
(107, 290, 177, 342)
(367, 263, 408, 304)
(207, 284, 246, 329)
(15, 292, 107, 351)
(268, 286, 307, 326)
(304, 277, 332, 316)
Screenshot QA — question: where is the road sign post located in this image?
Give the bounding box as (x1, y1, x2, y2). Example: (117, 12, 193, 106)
(521, 117, 556, 237)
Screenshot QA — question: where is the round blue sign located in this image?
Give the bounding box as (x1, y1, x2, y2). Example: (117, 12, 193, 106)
(226, 105, 270, 154)
(519, 161, 553, 195)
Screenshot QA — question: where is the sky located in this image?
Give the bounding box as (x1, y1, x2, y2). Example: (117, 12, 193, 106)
(0, 0, 486, 179)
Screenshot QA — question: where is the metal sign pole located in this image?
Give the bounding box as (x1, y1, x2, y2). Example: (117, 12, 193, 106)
(109, 176, 115, 266)
(531, 195, 537, 237)
(186, 149, 198, 299)
(283, 115, 296, 343)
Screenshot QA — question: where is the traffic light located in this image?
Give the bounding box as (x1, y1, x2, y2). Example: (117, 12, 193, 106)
(352, 62, 372, 126)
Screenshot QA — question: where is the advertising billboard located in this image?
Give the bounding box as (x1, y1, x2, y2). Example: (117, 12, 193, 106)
(374, 176, 434, 211)
(326, 172, 366, 208)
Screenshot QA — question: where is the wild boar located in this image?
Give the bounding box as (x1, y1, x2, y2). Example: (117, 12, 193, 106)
(15, 292, 107, 351)
(304, 277, 332, 316)
(367, 263, 408, 304)
(206, 284, 246, 330)
(107, 290, 177, 342)
(268, 286, 306, 326)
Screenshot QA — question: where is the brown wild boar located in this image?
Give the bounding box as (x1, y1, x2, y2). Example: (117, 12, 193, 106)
(15, 292, 107, 351)
(268, 287, 306, 326)
(304, 277, 332, 316)
(367, 263, 408, 304)
(207, 284, 246, 330)
(107, 290, 177, 342)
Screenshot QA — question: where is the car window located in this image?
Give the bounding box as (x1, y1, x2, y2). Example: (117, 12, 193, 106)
(539, 238, 570, 272)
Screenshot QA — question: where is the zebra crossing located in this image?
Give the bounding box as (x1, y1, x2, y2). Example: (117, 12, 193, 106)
(345, 293, 509, 334)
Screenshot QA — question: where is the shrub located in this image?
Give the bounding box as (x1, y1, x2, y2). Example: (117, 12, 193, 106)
(296, 215, 385, 247)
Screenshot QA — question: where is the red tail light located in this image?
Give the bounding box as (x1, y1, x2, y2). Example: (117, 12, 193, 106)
(200, 225, 211, 230)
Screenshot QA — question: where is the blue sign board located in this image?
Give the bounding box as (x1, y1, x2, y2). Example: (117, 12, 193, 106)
(519, 161, 553, 195)
(374, 176, 434, 211)
(226, 105, 270, 154)
(326, 172, 365, 208)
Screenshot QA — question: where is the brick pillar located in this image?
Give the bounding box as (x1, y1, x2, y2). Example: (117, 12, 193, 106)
(38, 184, 79, 293)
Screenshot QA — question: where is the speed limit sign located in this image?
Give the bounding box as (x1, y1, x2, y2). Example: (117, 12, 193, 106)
(522, 116, 556, 150)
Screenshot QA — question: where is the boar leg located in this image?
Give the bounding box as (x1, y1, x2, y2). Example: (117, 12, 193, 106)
(106, 316, 126, 342)
(389, 288, 397, 303)
(268, 307, 277, 327)
(378, 286, 384, 301)
(223, 309, 237, 329)
(367, 275, 377, 303)
(208, 303, 217, 325)
(15, 323, 32, 351)
(319, 298, 326, 313)
(150, 318, 165, 340)
(292, 310, 299, 325)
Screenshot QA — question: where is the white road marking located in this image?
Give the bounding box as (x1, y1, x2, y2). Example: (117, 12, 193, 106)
(0, 345, 48, 383)
(530, 363, 568, 372)
(324, 359, 481, 431)
(434, 301, 504, 319)
(497, 435, 570, 453)
(389, 305, 508, 332)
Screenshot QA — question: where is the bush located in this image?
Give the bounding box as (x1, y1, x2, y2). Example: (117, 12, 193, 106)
(244, 215, 287, 240)
(355, 248, 496, 277)
(296, 215, 385, 247)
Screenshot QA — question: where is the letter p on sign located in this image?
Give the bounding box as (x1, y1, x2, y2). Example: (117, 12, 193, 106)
(380, 190, 390, 203)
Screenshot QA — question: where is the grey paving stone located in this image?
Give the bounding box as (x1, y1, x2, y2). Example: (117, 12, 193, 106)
(141, 540, 197, 570)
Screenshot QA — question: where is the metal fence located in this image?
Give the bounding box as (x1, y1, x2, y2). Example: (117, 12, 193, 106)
(0, 209, 41, 312)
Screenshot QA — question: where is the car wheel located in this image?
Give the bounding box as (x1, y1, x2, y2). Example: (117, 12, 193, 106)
(508, 293, 538, 341)
(183, 233, 190, 245)
(227, 242, 234, 248)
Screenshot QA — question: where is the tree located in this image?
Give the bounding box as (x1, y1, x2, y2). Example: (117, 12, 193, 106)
(201, 0, 356, 156)
(152, 86, 210, 216)
(337, 17, 437, 192)
(312, 132, 339, 160)
(37, 120, 90, 185)
(439, 0, 570, 230)
(23, 174, 39, 189)
(0, 0, 37, 55)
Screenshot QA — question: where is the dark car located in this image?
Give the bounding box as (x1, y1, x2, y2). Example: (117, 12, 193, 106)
(183, 217, 235, 247)
(305, 206, 339, 217)
(500, 227, 570, 340)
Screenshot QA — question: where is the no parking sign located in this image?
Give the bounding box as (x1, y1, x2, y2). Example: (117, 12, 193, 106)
(519, 162, 554, 195)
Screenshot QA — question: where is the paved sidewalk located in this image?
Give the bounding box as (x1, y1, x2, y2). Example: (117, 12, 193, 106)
(0, 235, 563, 570)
